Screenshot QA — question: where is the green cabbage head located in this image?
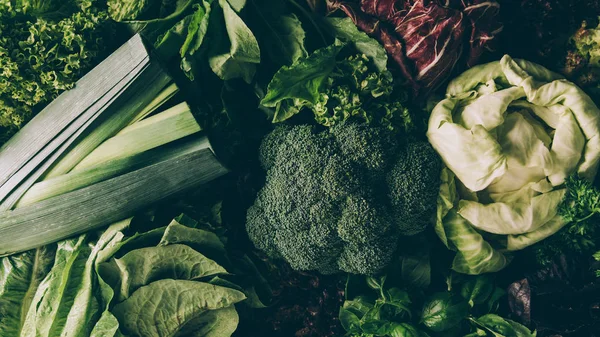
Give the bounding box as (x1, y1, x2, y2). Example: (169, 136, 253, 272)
(427, 55, 600, 274)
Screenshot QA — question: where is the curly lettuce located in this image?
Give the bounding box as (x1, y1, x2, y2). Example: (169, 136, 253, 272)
(0, 0, 113, 142)
(428, 55, 600, 274)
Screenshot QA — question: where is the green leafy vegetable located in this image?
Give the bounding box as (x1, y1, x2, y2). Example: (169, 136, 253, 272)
(113, 280, 245, 336)
(469, 314, 536, 337)
(261, 42, 343, 119)
(207, 0, 261, 83)
(323, 17, 387, 72)
(428, 55, 600, 274)
(0, 0, 114, 145)
(261, 41, 411, 130)
(421, 292, 469, 332)
(534, 175, 600, 265)
(246, 0, 307, 67)
(0, 214, 253, 336)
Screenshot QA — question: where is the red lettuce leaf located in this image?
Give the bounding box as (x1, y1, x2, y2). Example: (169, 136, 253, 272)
(328, 0, 502, 96)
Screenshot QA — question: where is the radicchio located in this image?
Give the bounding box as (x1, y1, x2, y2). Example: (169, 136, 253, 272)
(328, 0, 503, 95)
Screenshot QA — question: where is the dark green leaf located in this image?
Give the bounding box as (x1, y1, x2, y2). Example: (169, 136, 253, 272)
(471, 314, 536, 337)
(260, 42, 343, 111)
(399, 246, 431, 289)
(421, 292, 469, 332)
(344, 297, 375, 318)
(361, 319, 397, 335)
(247, 0, 307, 67)
(390, 323, 429, 337)
(461, 275, 495, 307)
(339, 307, 362, 333)
(487, 287, 507, 313)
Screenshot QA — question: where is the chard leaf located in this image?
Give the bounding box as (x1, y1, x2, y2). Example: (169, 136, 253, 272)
(208, 0, 261, 83)
(112, 279, 246, 337)
(324, 17, 387, 72)
(0, 246, 55, 336)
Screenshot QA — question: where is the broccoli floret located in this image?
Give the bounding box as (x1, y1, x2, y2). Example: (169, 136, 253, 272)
(387, 141, 443, 235)
(246, 122, 442, 275)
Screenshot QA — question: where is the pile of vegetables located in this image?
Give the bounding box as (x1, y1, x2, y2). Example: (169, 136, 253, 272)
(3, 0, 600, 336)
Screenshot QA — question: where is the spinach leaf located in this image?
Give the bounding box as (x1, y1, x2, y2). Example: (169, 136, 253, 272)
(421, 292, 469, 332)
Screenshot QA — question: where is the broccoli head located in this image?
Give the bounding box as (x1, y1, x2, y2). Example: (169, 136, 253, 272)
(246, 122, 442, 275)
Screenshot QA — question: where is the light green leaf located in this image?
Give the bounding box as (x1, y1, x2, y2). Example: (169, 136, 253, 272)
(457, 189, 566, 235)
(108, 244, 227, 301)
(108, 0, 155, 21)
(0, 246, 55, 336)
(444, 210, 510, 275)
(506, 216, 567, 251)
(226, 0, 246, 12)
(324, 17, 387, 72)
(427, 97, 507, 192)
(208, 0, 261, 83)
(471, 314, 536, 337)
(21, 236, 96, 337)
(158, 219, 228, 265)
(177, 306, 239, 337)
(112, 280, 246, 337)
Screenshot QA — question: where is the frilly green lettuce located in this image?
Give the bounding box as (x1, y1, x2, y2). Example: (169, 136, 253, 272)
(428, 55, 600, 274)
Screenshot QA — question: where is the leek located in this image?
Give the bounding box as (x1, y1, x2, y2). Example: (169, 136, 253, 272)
(72, 102, 200, 171)
(16, 106, 202, 207)
(0, 34, 229, 254)
(0, 136, 228, 256)
(42, 79, 179, 179)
